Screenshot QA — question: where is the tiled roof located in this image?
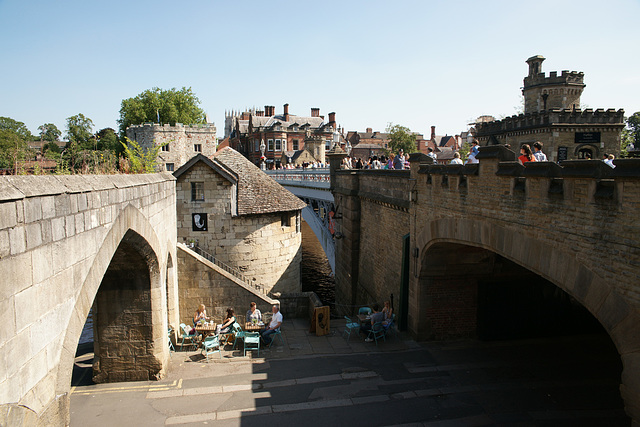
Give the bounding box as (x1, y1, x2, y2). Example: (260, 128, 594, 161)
(251, 115, 325, 129)
(212, 147, 306, 215)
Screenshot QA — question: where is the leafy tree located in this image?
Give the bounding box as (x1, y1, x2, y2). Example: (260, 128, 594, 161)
(0, 117, 34, 170)
(626, 112, 640, 147)
(65, 113, 95, 150)
(43, 142, 61, 156)
(38, 123, 61, 142)
(120, 137, 166, 173)
(96, 127, 120, 152)
(385, 123, 417, 155)
(0, 116, 33, 141)
(118, 87, 206, 136)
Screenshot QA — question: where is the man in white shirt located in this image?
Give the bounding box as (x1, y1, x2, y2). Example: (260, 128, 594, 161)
(261, 305, 283, 345)
(533, 141, 547, 162)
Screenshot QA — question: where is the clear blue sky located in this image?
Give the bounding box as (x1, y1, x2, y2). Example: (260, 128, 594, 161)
(1, 0, 639, 139)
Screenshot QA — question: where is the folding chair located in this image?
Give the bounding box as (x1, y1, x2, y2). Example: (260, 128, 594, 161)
(168, 327, 175, 352)
(179, 323, 198, 351)
(343, 316, 360, 341)
(243, 332, 260, 357)
(202, 335, 221, 361)
(267, 328, 285, 348)
(358, 307, 372, 316)
(367, 322, 386, 346)
(231, 322, 247, 350)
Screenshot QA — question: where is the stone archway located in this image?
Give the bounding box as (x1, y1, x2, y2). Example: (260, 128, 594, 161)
(53, 204, 168, 420)
(412, 217, 640, 423)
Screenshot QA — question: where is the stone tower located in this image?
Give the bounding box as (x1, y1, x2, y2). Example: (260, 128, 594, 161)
(522, 55, 585, 114)
(304, 132, 326, 164)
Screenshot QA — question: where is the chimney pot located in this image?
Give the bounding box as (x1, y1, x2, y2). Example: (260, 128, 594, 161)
(311, 107, 320, 117)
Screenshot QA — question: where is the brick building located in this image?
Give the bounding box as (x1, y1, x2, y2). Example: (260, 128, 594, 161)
(126, 122, 217, 172)
(173, 148, 306, 297)
(227, 104, 337, 168)
(474, 55, 625, 161)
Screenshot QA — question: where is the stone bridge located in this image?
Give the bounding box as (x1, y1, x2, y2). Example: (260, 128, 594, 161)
(328, 147, 640, 424)
(0, 174, 177, 426)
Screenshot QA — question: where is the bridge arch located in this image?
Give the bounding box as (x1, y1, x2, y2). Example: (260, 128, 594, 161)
(414, 216, 640, 421)
(55, 203, 168, 398)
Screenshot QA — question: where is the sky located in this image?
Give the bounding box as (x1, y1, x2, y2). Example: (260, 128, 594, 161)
(1, 0, 639, 140)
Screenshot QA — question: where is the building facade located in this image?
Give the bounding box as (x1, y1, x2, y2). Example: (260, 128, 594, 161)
(173, 148, 307, 296)
(228, 104, 336, 168)
(126, 122, 217, 172)
(475, 55, 625, 161)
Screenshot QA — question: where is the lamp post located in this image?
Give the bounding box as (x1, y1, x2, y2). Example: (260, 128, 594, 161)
(260, 139, 266, 170)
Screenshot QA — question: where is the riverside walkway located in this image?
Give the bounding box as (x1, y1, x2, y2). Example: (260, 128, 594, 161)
(70, 318, 628, 426)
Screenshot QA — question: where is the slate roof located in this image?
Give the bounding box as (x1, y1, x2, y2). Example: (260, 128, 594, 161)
(211, 147, 306, 215)
(251, 115, 325, 130)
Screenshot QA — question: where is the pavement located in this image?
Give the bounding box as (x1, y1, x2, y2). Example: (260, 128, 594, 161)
(70, 317, 630, 426)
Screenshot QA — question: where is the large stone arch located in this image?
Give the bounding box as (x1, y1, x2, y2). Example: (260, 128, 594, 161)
(414, 217, 640, 422)
(54, 203, 167, 400)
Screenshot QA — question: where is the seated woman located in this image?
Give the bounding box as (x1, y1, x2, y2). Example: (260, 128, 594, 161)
(246, 302, 262, 324)
(216, 308, 236, 338)
(193, 304, 209, 326)
(382, 301, 393, 325)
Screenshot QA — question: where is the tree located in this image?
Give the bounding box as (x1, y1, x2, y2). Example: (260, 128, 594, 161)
(0, 116, 33, 141)
(118, 87, 206, 136)
(65, 113, 95, 149)
(625, 112, 640, 148)
(96, 127, 120, 152)
(0, 117, 34, 170)
(38, 123, 61, 142)
(120, 137, 166, 173)
(385, 123, 417, 155)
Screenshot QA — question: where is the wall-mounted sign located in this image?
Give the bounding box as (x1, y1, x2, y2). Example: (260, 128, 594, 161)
(575, 132, 601, 144)
(192, 213, 208, 231)
(557, 147, 568, 161)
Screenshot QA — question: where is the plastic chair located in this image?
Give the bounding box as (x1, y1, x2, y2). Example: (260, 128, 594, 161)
(343, 316, 360, 341)
(179, 323, 198, 351)
(358, 307, 372, 316)
(243, 332, 260, 356)
(201, 335, 221, 361)
(267, 328, 285, 348)
(367, 322, 386, 346)
(168, 327, 175, 352)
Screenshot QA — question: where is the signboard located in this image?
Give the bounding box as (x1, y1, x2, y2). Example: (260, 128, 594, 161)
(192, 213, 208, 232)
(557, 147, 568, 161)
(575, 132, 601, 144)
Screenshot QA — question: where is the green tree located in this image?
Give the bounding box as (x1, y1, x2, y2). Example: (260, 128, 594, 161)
(120, 137, 166, 173)
(96, 127, 120, 152)
(0, 116, 33, 141)
(38, 123, 61, 142)
(385, 123, 417, 155)
(118, 87, 206, 136)
(0, 117, 34, 170)
(626, 112, 640, 147)
(65, 113, 95, 150)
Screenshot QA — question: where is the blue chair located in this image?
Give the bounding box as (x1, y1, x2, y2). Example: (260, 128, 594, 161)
(231, 322, 247, 350)
(384, 314, 397, 338)
(343, 316, 360, 341)
(358, 307, 372, 316)
(179, 323, 198, 351)
(243, 332, 260, 357)
(168, 327, 175, 352)
(267, 328, 285, 348)
(202, 335, 221, 361)
(367, 322, 386, 346)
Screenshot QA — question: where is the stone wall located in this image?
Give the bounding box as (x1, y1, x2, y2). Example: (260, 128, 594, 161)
(126, 123, 217, 171)
(0, 174, 177, 426)
(176, 163, 302, 295)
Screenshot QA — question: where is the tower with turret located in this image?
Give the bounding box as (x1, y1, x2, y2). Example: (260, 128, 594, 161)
(522, 55, 585, 114)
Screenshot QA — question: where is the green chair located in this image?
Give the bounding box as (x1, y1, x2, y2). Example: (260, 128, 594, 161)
(367, 322, 386, 346)
(202, 335, 221, 361)
(243, 332, 260, 357)
(267, 328, 284, 348)
(358, 307, 372, 316)
(343, 316, 360, 341)
(179, 323, 197, 351)
(231, 322, 247, 350)
(168, 327, 175, 352)
(384, 314, 398, 338)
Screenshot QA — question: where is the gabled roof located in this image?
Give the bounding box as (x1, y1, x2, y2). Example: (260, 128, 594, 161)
(211, 147, 307, 215)
(173, 154, 238, 184)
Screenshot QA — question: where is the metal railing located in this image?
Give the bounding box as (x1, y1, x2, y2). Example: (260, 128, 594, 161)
(190, 245, 267, 295)
(265, 168, 330, 186)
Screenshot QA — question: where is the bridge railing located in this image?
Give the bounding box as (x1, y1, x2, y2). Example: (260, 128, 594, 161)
(191, 245, 267, 295)
(265, 168, 330, 188)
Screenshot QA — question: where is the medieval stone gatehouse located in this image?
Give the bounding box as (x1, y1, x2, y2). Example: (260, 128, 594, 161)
(173, 148, 307, 298)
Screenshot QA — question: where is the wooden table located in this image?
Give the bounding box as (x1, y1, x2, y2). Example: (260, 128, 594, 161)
(244, 322, 265, 332)
(195, 323, 217, 338)
(357, 314, 371, 326)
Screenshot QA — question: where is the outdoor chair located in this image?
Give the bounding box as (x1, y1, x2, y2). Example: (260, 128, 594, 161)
(267, 328, 285, 348)
(367, 322, 386, 346)
(343, 316, 360, 341)
(201, 335, 222, 361)
(383, 314, 398, 339)
(231, 322, 247, 350)
(168, 327, 175, 352)
(358, 307, 372, 316)
(243, 332, 260, 357)
(179, 323, 198, 351)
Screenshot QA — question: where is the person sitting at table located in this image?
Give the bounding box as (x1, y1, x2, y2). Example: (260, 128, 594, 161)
(246, 302, 262, 324)
(193, 304, 209, 326)
(382, 301, 393, 326)
(215, 308, 236, 336)
(261, 305, 283, 345)
(360, 303, 384, 342)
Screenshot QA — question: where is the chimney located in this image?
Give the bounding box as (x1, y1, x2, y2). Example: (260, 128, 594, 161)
(366, 127, 372, 134)
(284, 103, 289, 121)
(328, 112, 336, 128)
(311, 107, 320, 117)
(431, 126, 436, 141)
(256, 110, 264, 117)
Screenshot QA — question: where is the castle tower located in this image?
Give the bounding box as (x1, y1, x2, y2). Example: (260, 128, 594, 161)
(304, 132, 326, 164)
(522, 55, 585, 114)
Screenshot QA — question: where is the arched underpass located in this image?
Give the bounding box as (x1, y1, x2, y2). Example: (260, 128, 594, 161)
(416, 242, 629, 424)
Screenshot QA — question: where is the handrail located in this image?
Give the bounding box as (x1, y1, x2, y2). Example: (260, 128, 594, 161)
(190, 245, 267, 296)
(266, 169, 330, 184)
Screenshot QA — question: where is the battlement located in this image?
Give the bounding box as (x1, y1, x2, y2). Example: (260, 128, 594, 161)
(126, 122, 216, 133)
(475, 108, 625, 135)
(524, 70, 585, 88)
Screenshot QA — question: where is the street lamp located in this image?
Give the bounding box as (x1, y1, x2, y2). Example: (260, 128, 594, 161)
(260, 139, 266, 170)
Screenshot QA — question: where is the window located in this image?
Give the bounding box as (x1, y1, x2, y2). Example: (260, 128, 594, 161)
(268, 139, 274, 151)
(293, 139, 299, 150)
(325, 139, 331, 149)
(275, 139, 281, 151)
(282, 139, 287, 151)
(162, 144, 170, 152)
(191, 182, 204, 201)
(194, 144, 202, 152)
(281, 213, 291, 227)
(165, 163, 174, 172)
(255, 139, 260, 152)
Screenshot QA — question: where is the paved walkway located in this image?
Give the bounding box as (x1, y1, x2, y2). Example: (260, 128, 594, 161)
(70, 318, 629, 426)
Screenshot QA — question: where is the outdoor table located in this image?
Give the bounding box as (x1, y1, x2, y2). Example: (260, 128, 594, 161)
(195, 323, 217, 340)
(244, 322, 265, 332)
(357, 314, 371, 325)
